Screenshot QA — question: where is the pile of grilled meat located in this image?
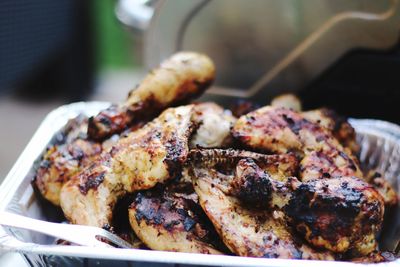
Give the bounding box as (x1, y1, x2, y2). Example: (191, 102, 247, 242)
(34, 52, 398, 262)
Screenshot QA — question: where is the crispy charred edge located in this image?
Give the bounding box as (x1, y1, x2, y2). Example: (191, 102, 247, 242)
(188, 148, 298, 175)
(110, 194, 146, 248)
(88, 78, 212, 141)
(318, 108, 357, 147)
(286, 180, 361, 244)
(34, 141, 102, 187)
(285, 177, 384, 252)
(365, 170, 398, 206)
(78, 171, 106, 195)
(278, 108, 346, 149)
(172, 77, 214, 107)
(163, 124, 194, 179)
(88, 97, 164, 141)
(229, 100, 260, 117)
(129, 183, 225, 251)
(231, 158, 273, 208)
(192, 168, 327, 260)
(234, 107, 354, 152)
(231, 107, 320, 154)
(76, 154, 111, 195)
(299, 150, 359, 179)
(88, 104, 133, 141)
(33, 115, 103, 201)
(236, 107, 361, 175)
(34, 115, 86, 182)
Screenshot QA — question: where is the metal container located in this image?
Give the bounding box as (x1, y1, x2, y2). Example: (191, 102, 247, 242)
(0, 101, 399, 267)
(117, 0, 400, 101)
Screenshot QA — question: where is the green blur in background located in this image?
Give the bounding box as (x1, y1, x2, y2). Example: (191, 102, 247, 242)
(93, 0, 137, 70)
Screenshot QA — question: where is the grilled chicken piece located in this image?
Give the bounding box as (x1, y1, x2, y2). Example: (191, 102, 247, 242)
(128, 182, 223, 254)
(232, 105, 396, 206)
(365, 170, 398, 206)
(60, 105, 194, 228)
(232, 106, 363, 181)
(230, 158, 384, 254)
(319, 110, 399, 208)
(34, 116, 103, 206)
(231, 106, 387, 255)
(190, 102, 236, 148)
(351, 251, 396, 263)
(270, 94, 358, 153)
(271, 94, 302, 112)
(270, 94, 357, 153)
(287, 176, 384, 255)
(302, 108, 359, 154)
(33, 115, 138, 206)
(88, 52, 215, 141)
(189, 148, 298, 182)
(190, 159, 334, 260)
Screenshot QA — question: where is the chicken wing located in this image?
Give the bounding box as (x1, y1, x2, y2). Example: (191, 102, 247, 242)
(128, 182, 224, 254)
(365, 170, 398, 206)
(189, 148, 298, 183)
(34, 116, 102, 206)
(232, 105, 397, 206)
(270, 94, 359, 153)
(232, 106, 363, 181)
(60, 105, 194, 228)
(302, 108, 359, 154)
(271, 93, 302, 112)
(231, 106, 386, 255)
(33, 115, 141, 206)
(190, 158, 334, 260)
(230, 158, 384, 255)
(88, 52, 215, 140)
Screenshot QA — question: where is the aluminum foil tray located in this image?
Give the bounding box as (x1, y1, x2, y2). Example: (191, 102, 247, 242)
(0, 102, 399, 267)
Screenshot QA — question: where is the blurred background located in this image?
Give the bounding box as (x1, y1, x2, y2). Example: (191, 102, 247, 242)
(0, 0, 142, 180)
(1, 0, 400, 181)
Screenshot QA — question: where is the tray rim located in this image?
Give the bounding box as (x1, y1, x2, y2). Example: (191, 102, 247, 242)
(0, 101, 399, 267)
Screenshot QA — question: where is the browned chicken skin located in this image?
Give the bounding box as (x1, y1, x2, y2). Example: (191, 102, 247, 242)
(230, 158, 384, 255)
(302, 108, 359, 155)
(286, 176, 384, 256)
(303, 109, 396, 206)
(189, 148, 298, 182)
(232, 106, 362, 180)
(231, 106, 385, 256)
(60, 101, 236, 228)
(231, 105, 397, 206)
(88, 52, 215, 140)
(34, 116, 103, 206)
(36, 51, 218, 208)
(34, 115, 138, 206)
(128, 182, 223, 254)
(270, 94, 359, 153)
(60, 105, 194, 228)
(32, 47, 396, 263)
(189, 152, 334, 260)
(365, 170, 398, 206)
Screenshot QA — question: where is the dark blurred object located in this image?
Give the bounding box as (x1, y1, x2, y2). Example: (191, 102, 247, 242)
(300, 46, 400, 124)
(0, 0, 94, 101)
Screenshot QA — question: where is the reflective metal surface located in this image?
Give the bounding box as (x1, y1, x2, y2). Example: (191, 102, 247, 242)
(119, 0, 400, 101)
